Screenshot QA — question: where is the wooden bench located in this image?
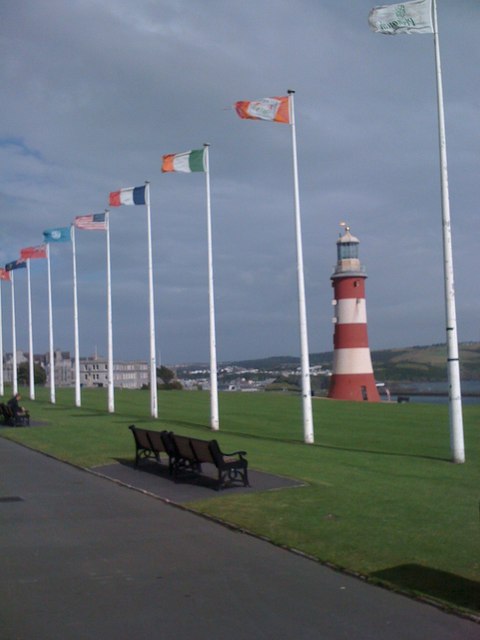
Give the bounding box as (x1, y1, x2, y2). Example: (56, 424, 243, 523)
(0, 403, 30, 427)
(188, 435, 249, 491)
(128, 426, 249, 490)
(128, 425, 169, 468)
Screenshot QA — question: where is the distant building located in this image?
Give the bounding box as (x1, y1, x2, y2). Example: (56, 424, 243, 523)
(80, 356, 149, 389)
(80, 357, 109, 388)
(112, 360, 149, 389)
(2, 350, 149, 390)
(2, 351, 28, 384)
(45, 350, 74, 387)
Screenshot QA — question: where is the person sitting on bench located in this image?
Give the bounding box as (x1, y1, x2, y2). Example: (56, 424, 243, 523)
(7, 393, 28, 420)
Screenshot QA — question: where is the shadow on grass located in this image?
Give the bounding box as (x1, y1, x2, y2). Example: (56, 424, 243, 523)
(197, 426, 449, 463)
(371, 564, 480, 613)
(166, 420, 216, 433)
(131, 419, 450, 463)
(312, 442, 448, 463)
(31, 409, 449, 464)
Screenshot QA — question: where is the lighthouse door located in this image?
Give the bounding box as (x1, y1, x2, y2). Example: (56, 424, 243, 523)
(361, 386, 368, 401)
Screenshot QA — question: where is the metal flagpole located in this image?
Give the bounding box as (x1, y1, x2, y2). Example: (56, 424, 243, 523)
(287, 90, 314, 444)
(145, 182, 158, 418)
(432, 0, 464, 463)
(26, 260, 35, 400)
(71, 225, 81, 407)
(0, 280, 4, 397)
(11, 271, 18, 396)
(46, 244, 56, 403)
(105, 211, 114, 413)
(203, 144, 219, 430)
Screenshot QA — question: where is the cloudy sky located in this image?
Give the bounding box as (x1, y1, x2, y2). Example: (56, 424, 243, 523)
(1, 0, 478, 366)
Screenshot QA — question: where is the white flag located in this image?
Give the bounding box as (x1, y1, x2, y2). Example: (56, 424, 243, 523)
(369, 0, 433, 35)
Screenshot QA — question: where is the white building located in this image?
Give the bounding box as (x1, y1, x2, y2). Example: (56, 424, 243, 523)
(80, 357, 149, 389)
(2, 350, 149, 390)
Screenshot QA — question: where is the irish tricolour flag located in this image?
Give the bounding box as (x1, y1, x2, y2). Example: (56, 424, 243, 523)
(162, 149, 205, 173)
(109, 185, 146, 207)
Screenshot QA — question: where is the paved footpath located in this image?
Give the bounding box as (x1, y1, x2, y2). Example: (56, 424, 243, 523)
(0, 437, 478, 640)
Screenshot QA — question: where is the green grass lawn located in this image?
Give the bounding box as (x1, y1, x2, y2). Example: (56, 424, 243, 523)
(2, 386, 479, 616)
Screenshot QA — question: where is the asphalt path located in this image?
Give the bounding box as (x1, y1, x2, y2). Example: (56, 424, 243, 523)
(0, 437, 478, 639)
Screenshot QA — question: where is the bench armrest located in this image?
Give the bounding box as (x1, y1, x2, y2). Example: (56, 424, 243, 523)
(222, 450, 247, 458)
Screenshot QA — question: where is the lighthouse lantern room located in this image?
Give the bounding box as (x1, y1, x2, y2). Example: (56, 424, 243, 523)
(327, 224, 380, 402)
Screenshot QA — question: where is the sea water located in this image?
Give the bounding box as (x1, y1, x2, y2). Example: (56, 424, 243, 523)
(386, 380, 480, 405)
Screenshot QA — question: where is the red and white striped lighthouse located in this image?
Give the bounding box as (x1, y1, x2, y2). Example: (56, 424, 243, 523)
(328, 225, 380, 402)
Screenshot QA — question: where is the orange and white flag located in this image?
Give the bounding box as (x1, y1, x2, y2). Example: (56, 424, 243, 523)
(234, 96, 290, 124)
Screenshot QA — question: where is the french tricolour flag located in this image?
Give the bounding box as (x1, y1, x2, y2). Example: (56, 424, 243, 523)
(109, 185, 146, 207)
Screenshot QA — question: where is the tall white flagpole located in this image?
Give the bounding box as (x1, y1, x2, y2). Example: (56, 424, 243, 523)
(0, 280, 4, 397)
(105, 211, 114, 413)
(26, 259, 35, 400)
(46, 244, 56, 403)
(145, 182, 158, 418)
(203, 144, 220, 430)
(71, 225, 81, 407)
(432, 0, 464, 463)
(288, 90, 314, 444)
(11, 271, 18, 396)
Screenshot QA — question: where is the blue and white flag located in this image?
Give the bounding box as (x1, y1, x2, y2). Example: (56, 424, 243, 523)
(369, 0, 433, 35)
(43, 226, 72, 243)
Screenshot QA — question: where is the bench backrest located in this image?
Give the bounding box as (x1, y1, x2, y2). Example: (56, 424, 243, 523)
(128, 425, 152, 451)
(189, 437, 215, 464)
(171, 434, 195, 460)
(146, 429, 167, 454)
(0, 403, 14, 419)
(159, 431, 177, 458)
(207, 439, 225, 466)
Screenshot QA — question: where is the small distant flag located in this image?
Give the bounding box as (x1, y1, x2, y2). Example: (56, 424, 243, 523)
(43, 227, 72, 243)
(0, 267, 10, 281)
(109, 186, 146, 207)
(74, 213, 107, 231)
(368, 0, 433, 35)
(5, 259, 27, 272)
(234, 96, 291, 124)
(162, 149, 206, 173)
(20, 244, 47, 260)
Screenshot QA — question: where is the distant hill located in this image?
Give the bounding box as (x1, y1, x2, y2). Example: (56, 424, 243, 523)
(228, 355, 300, 369)
(371, 343, 480, 381)
(228, 342, 480, 382)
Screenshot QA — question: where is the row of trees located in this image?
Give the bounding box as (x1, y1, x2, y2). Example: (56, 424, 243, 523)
(156, 366, 182, 390)
(16, 363, 47, 386)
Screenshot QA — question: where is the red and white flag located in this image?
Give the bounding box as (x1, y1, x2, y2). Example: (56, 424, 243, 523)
(234, 96, 290, 124)
(20, 244, 47, 260)
(74, 213, 107, 231)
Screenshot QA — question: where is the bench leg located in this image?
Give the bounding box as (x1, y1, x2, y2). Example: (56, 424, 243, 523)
(134, 449, 160, 468)
(217, 467, 249, 490)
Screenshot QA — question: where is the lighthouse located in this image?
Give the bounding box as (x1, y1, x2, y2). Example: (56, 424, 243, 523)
(328, 225, 380, 402)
